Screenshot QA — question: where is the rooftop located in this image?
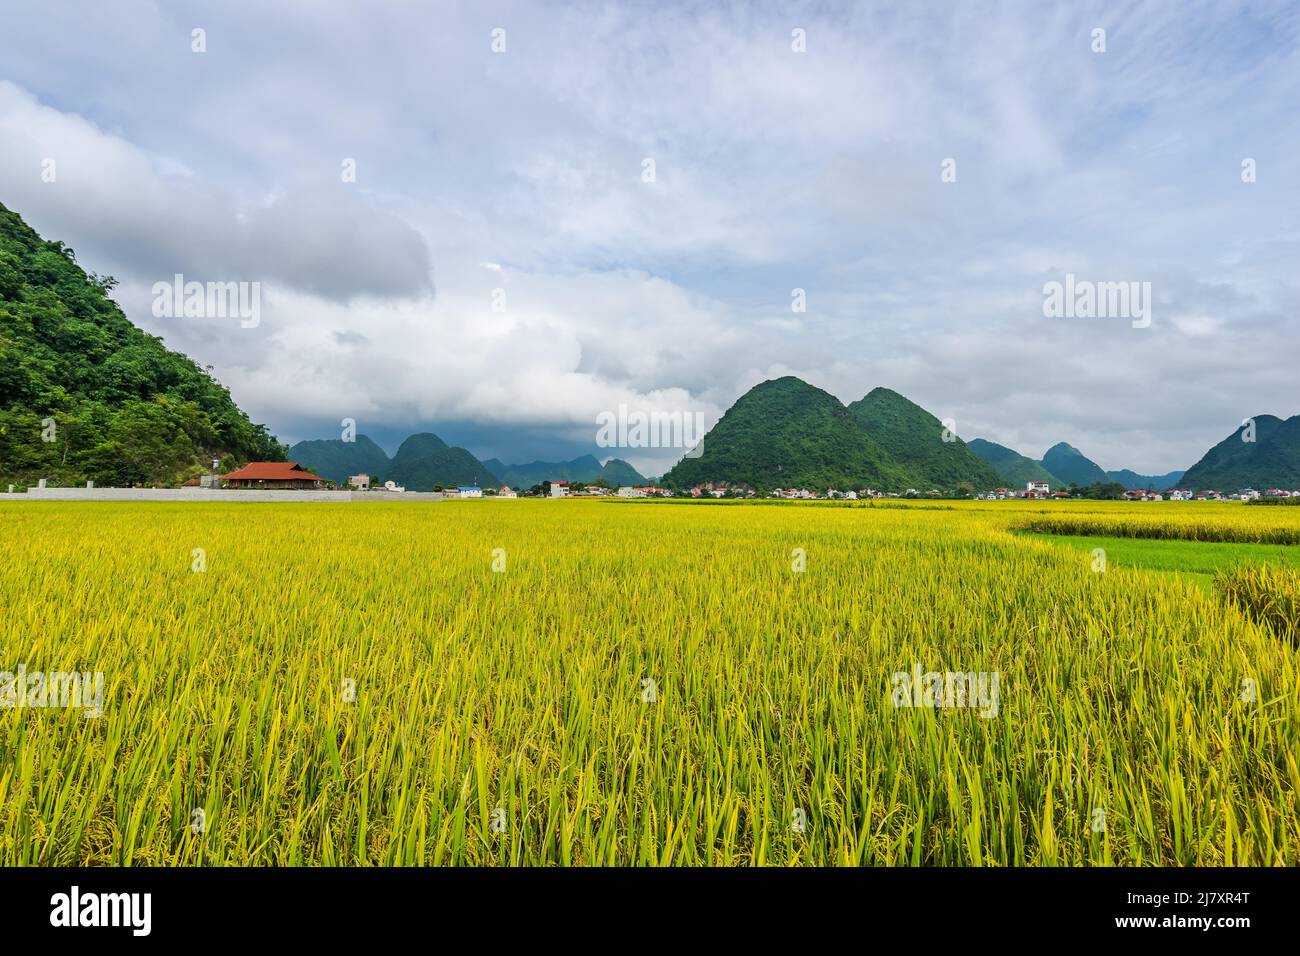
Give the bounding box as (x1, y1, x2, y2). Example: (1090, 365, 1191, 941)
(222, 462, 323, 482)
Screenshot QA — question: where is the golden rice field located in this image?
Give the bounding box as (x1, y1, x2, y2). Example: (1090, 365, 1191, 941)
(0, 499, 1297, 866)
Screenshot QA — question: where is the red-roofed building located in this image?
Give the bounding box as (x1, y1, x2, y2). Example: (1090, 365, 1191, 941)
(221, 462, 326, 490)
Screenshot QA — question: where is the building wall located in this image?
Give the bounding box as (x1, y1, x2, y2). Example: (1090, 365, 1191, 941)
(2, 488, 445, 503)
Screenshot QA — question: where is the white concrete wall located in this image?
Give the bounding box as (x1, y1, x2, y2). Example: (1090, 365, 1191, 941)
(0, 488, 444, 503)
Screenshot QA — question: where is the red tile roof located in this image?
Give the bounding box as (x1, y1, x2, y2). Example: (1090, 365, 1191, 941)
(222, 462, 323, 482)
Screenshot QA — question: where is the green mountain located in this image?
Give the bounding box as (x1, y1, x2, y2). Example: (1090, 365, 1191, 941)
(847, 387, 1002, 490)
(1041, 442, 1109, 487)
(1105, 468, 1185, 490)
(662, 376, 913, 491)
(1181, 416, 1283, 488)
(0, 201, 283, 486)
(483, 455, 593, 487)
(387, 432, 499, 490)
(597, 458, 646, 486)
(483, 454, 645, 488)
(288, 434, 391, 485)
(967, 439, 1062, 488)
(1181, 415, 1300, 490)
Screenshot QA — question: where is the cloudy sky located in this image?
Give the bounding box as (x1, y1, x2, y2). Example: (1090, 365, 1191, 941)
(2, 0, 1297, 475)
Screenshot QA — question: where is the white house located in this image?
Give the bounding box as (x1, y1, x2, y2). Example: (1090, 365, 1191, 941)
(457, 486, 483, 498)
(348, 473, 370, 490)
(1027, 480, 1050, 495)
(617, 486, 646, 498)
(498, 486, 517, 498)
(550, 481, 569, 498)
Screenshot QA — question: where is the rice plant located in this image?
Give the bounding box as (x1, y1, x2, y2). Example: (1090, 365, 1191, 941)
(1216, 565, 1300, 646)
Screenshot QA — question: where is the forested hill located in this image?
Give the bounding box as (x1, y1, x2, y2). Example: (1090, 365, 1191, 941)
(0, 201, 283, 486)
(662, 376, 915, 491)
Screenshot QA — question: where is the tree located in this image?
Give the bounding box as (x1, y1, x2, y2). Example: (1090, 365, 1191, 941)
(1073, 481, 1126, 500)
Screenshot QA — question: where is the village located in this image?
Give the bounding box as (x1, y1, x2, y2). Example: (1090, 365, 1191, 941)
(423, 478, 1300, 502)
(8, 460, 1300, 505)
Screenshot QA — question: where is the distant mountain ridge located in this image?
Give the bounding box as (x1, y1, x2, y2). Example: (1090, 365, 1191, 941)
(290, 435, 647, 490)
(967, 439, 1062, 487)
(970, 438, 1184, 490)
(287, 435, 390, 484)
(289, 432, 499, 490)
(482, 455, 646, 488)
(1106, 468, 1187, 490)
(284, 392, 1300, 502)
(285, 393, 1221, 496)
(661, 377, 1201, 493)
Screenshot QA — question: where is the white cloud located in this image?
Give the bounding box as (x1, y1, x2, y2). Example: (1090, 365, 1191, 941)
(0, 81, 433, 301)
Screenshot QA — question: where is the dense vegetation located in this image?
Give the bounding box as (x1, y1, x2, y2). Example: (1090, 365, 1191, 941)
(1182, 415, 1300, 490)
(1018, 510, 1300, 545)
(2, 498, 1294, 865)
(847, 387, 1002, 490)
(1068, 481, 1128, 500)
(1216, 565, 1299, 646)
(0, 201, 282, 487)
(663, 376, 914, 491)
